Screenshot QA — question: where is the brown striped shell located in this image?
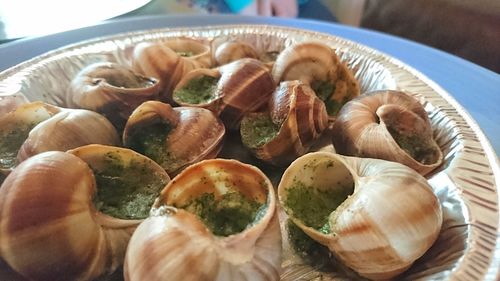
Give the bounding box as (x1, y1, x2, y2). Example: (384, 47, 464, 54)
(240, 80, 328, 166)
(122, 101, 225, 174)
(66, 62, 161, 132)
(0, 102, 119, 180)
(173, 58, 276, 130)
(332, 90, 443, 175)
(0, 148, 170, 281)
(132, 39, 211, 103)
(124, 158, 282, 281)
(278, 151, 443, 280)
(271, 41, 360, 117)
(214, 41, 259, 66)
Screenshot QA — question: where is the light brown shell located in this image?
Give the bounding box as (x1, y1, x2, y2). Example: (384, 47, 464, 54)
(173, 58, 276, 130)
(214, 41, 259, 66)
(241, 80, 328, 166)
(332, 90, 443, 175)
(278, 151, 443, 280)
(271, 41, 360, 117)
(123, 101, 225, 174)
(124, 158, 282, 281)
(0, 93, 28, 118)
(0, 102, 119, 179)
(66, 62, 161, 132)
(0, 148, 168, 281)
(132, 39, 211, 103)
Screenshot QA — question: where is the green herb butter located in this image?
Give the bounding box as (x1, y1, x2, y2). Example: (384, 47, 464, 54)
(285, 181, 352, 233)
(181, 191, 264, 236)
(0, 123, 37, 169)
(126, 121, 176, 170)
(240, 113, 280, 148)
(92, 152, 168, 220)
(174, 75, 219, 104)
(387, 127, 437, 164)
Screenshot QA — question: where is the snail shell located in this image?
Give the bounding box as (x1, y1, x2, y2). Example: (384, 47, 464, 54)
(0, 93, 28, 118)
(332, 90, 443, 175)
(173, 58, 275, 130)
(123, 101, 225, 174)
(214, 41, 259, 66)
(0, 147, 169, 281)
(0, 102, 59, 176)
(124, 158, 282, 281)
(240, 80, 328, 166)
(132, 39, 211, 103)
(278, 151, 443, 280)
(272, 41, 360, 116)
(66, 62, 161, 132)
(16, 106, 120, 164)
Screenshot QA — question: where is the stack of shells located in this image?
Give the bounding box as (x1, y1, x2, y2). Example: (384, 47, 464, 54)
(0, 36, 444, 281)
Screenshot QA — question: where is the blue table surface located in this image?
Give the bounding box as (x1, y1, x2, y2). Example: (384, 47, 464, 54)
(0, 14, 499, 156)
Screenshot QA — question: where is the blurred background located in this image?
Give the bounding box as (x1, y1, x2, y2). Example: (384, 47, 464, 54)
(0, 0, 499, 72)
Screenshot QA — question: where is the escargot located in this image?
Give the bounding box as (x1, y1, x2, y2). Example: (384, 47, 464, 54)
(214, 40, 259, 66)
(0, 147, 170, 281)
(173, 58, 275, 130)
(272, 41, 360, 117)
(240, 80, 328, 166)
(123, 101, 225, 175)
(0, 93, 28, 118)
(66, 62, 161, 132)
(124, 158, 282, 281)
(0, 102, 119, 180)
(132, 38, 211, 103)
(278, 151, 443, 280)
(332, 90, 443, 175)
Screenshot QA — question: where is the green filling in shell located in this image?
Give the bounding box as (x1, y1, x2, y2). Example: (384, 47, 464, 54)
(92, 152, 168, 220)
(387, 127, 438, 165)
(240, 113, 280, 149)
(174, 75, 219, 104)
(181, 192, 264, 237)
(285, 181, 352, 233)
(126, 121, 176, 170)
(0, 123, 37, 169)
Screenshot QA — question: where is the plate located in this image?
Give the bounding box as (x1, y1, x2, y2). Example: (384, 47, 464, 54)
(0, 25, 498, 280)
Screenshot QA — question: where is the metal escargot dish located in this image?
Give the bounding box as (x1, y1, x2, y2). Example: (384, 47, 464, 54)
(0, 25, 498, 281)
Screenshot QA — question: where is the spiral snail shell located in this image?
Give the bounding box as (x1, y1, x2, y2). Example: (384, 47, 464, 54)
(0, 146, 170, 281)
(272, 41, 360, 117)
(240, 80, 328, 166)
(0, 102, 119, 181)
(278, 151, 443, 280)
(332, 90, 443, 175)
(66, 62, 161, 132)
(173, 58, 275, 130)
(124, 158, 282, 281)
(132, 39, 211, 103)
(214, 41, 259, 66)
(123, 101, 225, 174)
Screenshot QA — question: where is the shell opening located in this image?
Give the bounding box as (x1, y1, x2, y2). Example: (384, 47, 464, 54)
(0, 123, 34, 170)
(386, 126, 441, 165)
(173, 75, 220, 105)
(178, 191, 267, 237)
(90, 151, 169, 220)
(160, 159, 271, 237)
(125, 119, 176, 170)
(282, 155, 354, 234)
(240, 112, 281, 149)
